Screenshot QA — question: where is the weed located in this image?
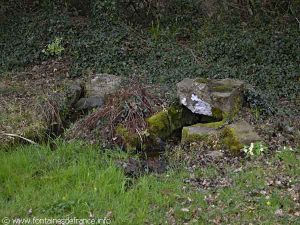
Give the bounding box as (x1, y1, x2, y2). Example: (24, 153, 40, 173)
(150, 19, 161, 41)
(42, 37, 64, 56)
(242, 142, 268, 157)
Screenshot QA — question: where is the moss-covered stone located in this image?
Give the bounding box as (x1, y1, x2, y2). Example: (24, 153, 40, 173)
(177, 78, 244, 121)
(221, 120, 261, 153)
(229, 94, 243, 121)
(222, 127, 243, 153)
(146, 105, 200, 141)
(181, 119, 226, 144)
(195, 78, 209, 83)
(181, 120, 261, 152)
(181, 125, 220, 144)
(146, 109, 172, 139)
(211, 108, 224, 121)
(197, 119, 226, 129)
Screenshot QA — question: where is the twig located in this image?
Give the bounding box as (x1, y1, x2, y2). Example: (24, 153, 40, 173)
(289, 4, 300, 31)
(295, 17, 300, 31)
(0, 132, 38, 145)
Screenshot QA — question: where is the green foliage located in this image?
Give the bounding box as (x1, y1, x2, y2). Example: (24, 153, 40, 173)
(242, 142, 268, 157)
(91, 0, 117, 19)
(196, 24, 300, 115)
(42, 37, 65, 56)
(150, 20, 161, 41)
(0, 7, 71, 72)
(1, 0, 299, 116)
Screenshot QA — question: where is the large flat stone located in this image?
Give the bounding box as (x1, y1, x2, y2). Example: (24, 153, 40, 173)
(181, 120, 261, 154)
(222, 120, 262, 153)
(181, 123, 221, 144)
(74, 96, 104, 110)
(177, 78, 244, 120)
(86, 74, 122, 98)
(74, 74, 122, 111)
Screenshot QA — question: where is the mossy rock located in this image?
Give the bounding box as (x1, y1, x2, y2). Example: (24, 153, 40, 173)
(117, 104, 223, 151)
(147, 105, 200, 140)
(177, 78, 244, 121)
(222, 120, 261, 153)
(181, 118, 226, 144)
(181, 120, 260, 152)
(181, 124, 220, 144)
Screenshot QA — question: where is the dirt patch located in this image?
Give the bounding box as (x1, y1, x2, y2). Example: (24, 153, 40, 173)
(240, 107, 300, 150)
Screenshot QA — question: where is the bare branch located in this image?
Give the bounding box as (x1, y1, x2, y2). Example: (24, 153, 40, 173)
(1, 132, 38, 145)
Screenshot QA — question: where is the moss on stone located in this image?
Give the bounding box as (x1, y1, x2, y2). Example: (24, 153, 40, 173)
(115, 125, 139, 152)
(182, 127, 210, 143)
(211, 85, 233, 93)
(212, 107, 224, 121)
(228, 95, 243, 121)
(222, 127, 243, 153)
(195, 78, 209, 83)
(166, 106, 183, 131)
(195, 119, 225, 129)
(181, 125, 220, 144)
(147, 105, 202, 141)
(146, 109, 172, 139)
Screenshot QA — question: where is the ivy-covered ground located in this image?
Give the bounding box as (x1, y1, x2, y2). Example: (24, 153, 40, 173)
(1, 6, 299, 115)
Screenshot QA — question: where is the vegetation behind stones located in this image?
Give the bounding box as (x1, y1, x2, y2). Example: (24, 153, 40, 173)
(1, 0, 299, 115)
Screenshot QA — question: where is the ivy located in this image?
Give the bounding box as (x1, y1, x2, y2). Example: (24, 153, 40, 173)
(1, 1, 299, 116)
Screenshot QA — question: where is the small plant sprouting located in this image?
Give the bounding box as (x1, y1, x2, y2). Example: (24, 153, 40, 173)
(242, 142, 267, 158)
(42, 37, 64, 56)
(150, 20, 161, 41)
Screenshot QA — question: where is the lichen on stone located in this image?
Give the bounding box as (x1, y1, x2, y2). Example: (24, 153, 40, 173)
(190, 94, 212, 116)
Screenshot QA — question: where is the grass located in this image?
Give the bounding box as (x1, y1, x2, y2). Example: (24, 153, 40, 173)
(0, 141, 299, 224)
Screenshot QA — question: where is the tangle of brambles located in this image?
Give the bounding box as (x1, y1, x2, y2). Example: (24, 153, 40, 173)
(76, 82, 162, 146)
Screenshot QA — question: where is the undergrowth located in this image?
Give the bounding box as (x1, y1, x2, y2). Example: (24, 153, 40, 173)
(1, 1, 299, 116)
(68, 83, 162, 147)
